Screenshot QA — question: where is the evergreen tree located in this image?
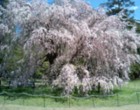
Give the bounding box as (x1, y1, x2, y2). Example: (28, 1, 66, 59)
(0, 0, 8, 7)
(103, 0, 135, 19)
(136, 20, 140, 33)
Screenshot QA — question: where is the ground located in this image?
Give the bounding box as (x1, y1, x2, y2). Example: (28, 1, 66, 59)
(0, 104, 140, 110)
(0, 80, 140, 108)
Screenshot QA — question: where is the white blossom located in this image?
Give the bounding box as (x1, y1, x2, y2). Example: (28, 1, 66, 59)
(1, 0, 140, 95)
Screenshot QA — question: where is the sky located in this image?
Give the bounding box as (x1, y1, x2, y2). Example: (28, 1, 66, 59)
(48, 0, 140, 20)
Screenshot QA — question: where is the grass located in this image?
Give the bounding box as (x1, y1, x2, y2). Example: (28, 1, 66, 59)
(0, 79, 140, 108)
(0, 104, 140, 110)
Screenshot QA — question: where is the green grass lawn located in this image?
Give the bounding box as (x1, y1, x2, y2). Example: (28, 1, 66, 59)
(0, 104, 140, 110)
(0, 79, 140, 108)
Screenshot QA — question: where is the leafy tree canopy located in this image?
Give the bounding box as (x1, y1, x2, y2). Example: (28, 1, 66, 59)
(102, 0, 135, 19)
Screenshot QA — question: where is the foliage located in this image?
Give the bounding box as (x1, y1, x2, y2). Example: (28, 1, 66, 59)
(135, 20, 140, 33)
(102, 0, 135, 19)
(130, 63, 140, 80)
(0, 0, 8, 7)
(0, 0, 140, 95)
(35, 61, 49, 78)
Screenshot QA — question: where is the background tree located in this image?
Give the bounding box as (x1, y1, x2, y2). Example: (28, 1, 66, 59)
(0, 0, 9, 87)
(135, 20, 140, 33)
(0, 0, 8, 7)
(102, 0, 135, 19)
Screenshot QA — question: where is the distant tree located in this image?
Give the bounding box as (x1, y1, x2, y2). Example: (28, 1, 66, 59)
(130, 63, 140, 80)
(135, 20, 140, 33)
(0, 0, 8, 7)
(103, 0, 135, 19)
